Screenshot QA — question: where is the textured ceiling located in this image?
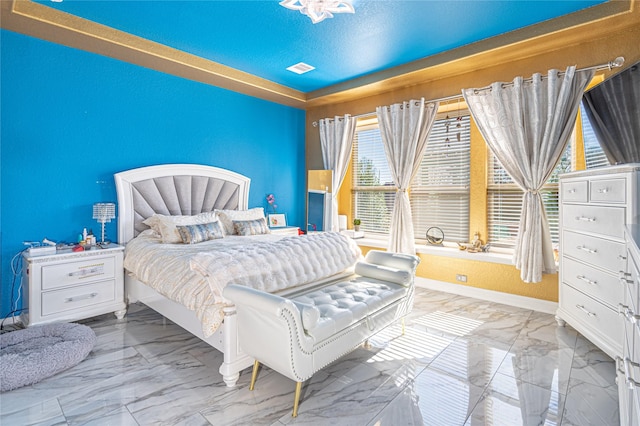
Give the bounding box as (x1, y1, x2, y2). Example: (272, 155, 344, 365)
(38, 0, 608, 92)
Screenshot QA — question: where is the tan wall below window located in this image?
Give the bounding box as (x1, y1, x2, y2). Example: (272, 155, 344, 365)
(360, 246, 559, 302)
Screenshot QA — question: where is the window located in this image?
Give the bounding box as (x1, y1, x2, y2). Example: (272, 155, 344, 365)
(580, 102, 610, 169)
(351, 119, 395, 234)
(411, 113, 470, 242)
(351, 112, 471, 239)
(487, 145, 571, 248)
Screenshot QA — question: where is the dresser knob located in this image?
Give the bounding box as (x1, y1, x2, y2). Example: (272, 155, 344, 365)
(597, 187, 610, 194)
(618, 255, 628, 261)
(576, 304, 596, 317)
(576, 245, 597, 254)
(575, 216, 596, 222)
(576, 275, 597, 285)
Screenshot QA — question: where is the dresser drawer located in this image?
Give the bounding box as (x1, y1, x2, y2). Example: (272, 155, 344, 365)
(42, 256, 116, 290)
(590, 178, 626, 203)
(562, 257, 622, 309)
(561, 204, 625, 239)
(563, 230, 627, 273)
(561, 180, 588, 202)
(41, 280, 116, 316)
(561, 283, 621, 343)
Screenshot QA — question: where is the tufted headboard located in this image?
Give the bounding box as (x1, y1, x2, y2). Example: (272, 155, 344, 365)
(114, 164, 250, 244)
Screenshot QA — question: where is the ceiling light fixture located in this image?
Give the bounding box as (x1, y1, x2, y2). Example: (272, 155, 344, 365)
(279, 0, 355, 24)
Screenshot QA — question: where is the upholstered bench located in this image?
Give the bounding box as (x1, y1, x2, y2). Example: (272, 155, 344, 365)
(223, 250, 419, 417)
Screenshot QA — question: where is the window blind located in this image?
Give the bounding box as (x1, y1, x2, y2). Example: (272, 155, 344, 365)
(352, 124, 394, 234)
(580, 103, 610, 169)
(351, 112, 471, 239)
(487, 145, 570, 248)
(411, 113, 470, 242)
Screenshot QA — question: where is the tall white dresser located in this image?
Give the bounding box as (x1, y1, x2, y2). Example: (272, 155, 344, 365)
(556, 164, 640, 361)
(619, 224, 640, 426)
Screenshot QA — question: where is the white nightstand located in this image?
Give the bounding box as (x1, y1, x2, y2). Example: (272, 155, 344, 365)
(269, 226, 300, 236)
(21, 244, 127, 326)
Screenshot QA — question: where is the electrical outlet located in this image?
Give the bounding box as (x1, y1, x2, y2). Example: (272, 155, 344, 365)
(456, 274, 467, 283)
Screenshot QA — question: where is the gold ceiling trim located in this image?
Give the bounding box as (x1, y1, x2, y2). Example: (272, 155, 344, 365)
(1, 0, 637, 110)
(1, 0, 307, 108)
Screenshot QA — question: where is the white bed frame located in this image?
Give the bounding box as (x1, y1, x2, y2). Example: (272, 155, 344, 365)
(115, 164, 252, 386)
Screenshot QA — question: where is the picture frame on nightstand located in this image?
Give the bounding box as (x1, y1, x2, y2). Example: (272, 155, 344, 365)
(268, 213, 287, 228)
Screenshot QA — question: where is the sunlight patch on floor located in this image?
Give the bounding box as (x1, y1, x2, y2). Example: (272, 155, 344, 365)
(411, 311, 484, 336)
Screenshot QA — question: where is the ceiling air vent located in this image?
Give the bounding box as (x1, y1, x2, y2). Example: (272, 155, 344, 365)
(286, 62, 315, 75)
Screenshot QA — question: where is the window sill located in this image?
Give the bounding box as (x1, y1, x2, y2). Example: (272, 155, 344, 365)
(354, 236, 514, 265)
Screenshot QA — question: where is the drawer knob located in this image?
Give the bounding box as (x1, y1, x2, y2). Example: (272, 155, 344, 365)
(621, 357, 640, 390)
(574, 216, 596, 222)
(620, 277, 635, 285)
(576, 245, 597, 254)
(576, 275, 597, 285)
(568, 188, 577, 194)
(618, 255, 628, 261)
(65, 292, 98, 303)
(576, 304, 596, 317)
(618, 304, 637, 322)
(597, 187, 610, 194)
(67, 266, 104, 277)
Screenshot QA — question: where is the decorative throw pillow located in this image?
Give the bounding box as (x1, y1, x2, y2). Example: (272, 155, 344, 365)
(176, 221, 225, 244)
(216, 207, 265, 235)
(232, 217, 271, 236)
(143, 211, 218, 243)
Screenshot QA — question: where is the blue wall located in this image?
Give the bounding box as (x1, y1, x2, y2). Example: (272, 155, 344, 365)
(0, 30, 306, 319)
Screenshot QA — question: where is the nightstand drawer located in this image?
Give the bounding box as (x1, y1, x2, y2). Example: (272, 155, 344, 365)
(562, 180, 588, 202)
(563, 230, 626, 272)
(42, 256, 116, 290)
(562, 256, 622, 309)
(590, 178, 626, 203)
(41, 280, 116, 316)
(562, 204, 625, 239)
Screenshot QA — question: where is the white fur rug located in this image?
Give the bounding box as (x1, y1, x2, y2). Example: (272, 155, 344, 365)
(0, 323, 96, 392)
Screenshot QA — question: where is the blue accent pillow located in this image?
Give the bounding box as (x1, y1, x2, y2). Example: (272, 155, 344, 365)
(176, 221, 225, 244)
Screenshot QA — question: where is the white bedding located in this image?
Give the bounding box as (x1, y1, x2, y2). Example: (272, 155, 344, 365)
(124, 230, 361, 337)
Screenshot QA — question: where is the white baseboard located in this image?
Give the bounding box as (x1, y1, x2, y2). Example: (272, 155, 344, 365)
(415, 277, 558, 315)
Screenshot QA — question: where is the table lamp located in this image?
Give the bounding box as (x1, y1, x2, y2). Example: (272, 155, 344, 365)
(93, 202, 116, 245)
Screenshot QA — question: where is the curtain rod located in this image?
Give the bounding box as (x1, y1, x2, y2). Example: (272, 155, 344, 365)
(470, 56, 625, 94)
(311, 56, 625, 127)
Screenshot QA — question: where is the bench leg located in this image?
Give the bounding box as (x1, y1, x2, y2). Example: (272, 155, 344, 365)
(249, 360, 260, 391)
(293, 381, 303, 417)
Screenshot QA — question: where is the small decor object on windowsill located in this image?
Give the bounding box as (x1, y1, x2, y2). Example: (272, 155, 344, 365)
(457, 232, 490, 253)
(426, 227, 444, 246)
(353, 218, 361, 232)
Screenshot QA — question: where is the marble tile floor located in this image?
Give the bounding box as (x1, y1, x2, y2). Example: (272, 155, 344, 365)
(0, 287, 619, 426)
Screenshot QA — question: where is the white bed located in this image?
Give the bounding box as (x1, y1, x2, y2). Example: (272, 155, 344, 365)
(114, 164, 357, 387)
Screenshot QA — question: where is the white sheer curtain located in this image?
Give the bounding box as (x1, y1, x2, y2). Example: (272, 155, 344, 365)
(463, 66, 594, 283)
(376, 98, 439, 254)
(319, 115, 357, 232)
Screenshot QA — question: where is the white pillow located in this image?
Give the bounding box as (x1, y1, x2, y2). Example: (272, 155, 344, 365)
(216, 208, 265, 235)
(143, 211, 219, 243)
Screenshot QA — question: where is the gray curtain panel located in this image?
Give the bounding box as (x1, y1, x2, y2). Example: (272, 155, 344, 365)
(582, 61, 640, 164)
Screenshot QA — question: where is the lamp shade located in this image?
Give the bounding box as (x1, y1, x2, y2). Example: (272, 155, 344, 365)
(92, 202, 116, 223)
